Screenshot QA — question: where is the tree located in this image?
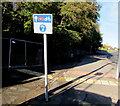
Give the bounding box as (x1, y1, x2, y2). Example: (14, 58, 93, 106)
(2, 2, 102, 64)
(59, 2, 102, 51)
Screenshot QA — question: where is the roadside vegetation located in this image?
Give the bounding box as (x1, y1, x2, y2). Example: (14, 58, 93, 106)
(2, 1, 102, 64)
(99, 44, 118, 53)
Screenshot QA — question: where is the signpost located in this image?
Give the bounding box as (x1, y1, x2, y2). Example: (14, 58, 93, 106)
(33, 14, 52, 34)
(33, 14, 53, 101)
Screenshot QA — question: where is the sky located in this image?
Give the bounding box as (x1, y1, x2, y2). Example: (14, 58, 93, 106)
(97, 1, 118, 48)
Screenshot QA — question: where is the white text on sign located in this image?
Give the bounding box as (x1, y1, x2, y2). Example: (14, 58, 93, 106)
(33, 14, 53, 34)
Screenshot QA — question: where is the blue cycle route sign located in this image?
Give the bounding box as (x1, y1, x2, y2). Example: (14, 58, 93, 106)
(33, 14, 53, 101)
(34, 15, 52, 23)
(33, 14, 53, 34)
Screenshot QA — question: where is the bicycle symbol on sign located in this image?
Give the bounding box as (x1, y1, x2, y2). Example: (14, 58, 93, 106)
(40, 24, 46, 32)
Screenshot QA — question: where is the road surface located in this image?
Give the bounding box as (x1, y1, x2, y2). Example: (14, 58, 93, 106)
(2, 50, 119, 105)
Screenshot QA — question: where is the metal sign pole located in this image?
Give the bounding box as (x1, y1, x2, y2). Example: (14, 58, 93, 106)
(44, 33, 48, 101)
(33, 14, 52, 102)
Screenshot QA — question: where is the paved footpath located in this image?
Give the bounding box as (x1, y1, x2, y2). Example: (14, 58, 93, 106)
(1, 54, 119, 105)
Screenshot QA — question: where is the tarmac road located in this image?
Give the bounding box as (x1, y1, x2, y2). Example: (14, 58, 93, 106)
(108, 51, 119, 64)
(2, 50, 119, 105)
(97, 50, 119, 64)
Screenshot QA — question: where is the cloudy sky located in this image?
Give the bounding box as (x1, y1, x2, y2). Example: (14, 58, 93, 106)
(97, 1, 118, 47)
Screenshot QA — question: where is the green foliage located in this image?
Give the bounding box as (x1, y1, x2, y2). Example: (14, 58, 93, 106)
(58, 2, 102, 52)
(99, 44, 117, 53)
(2, 2, 102, 64)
